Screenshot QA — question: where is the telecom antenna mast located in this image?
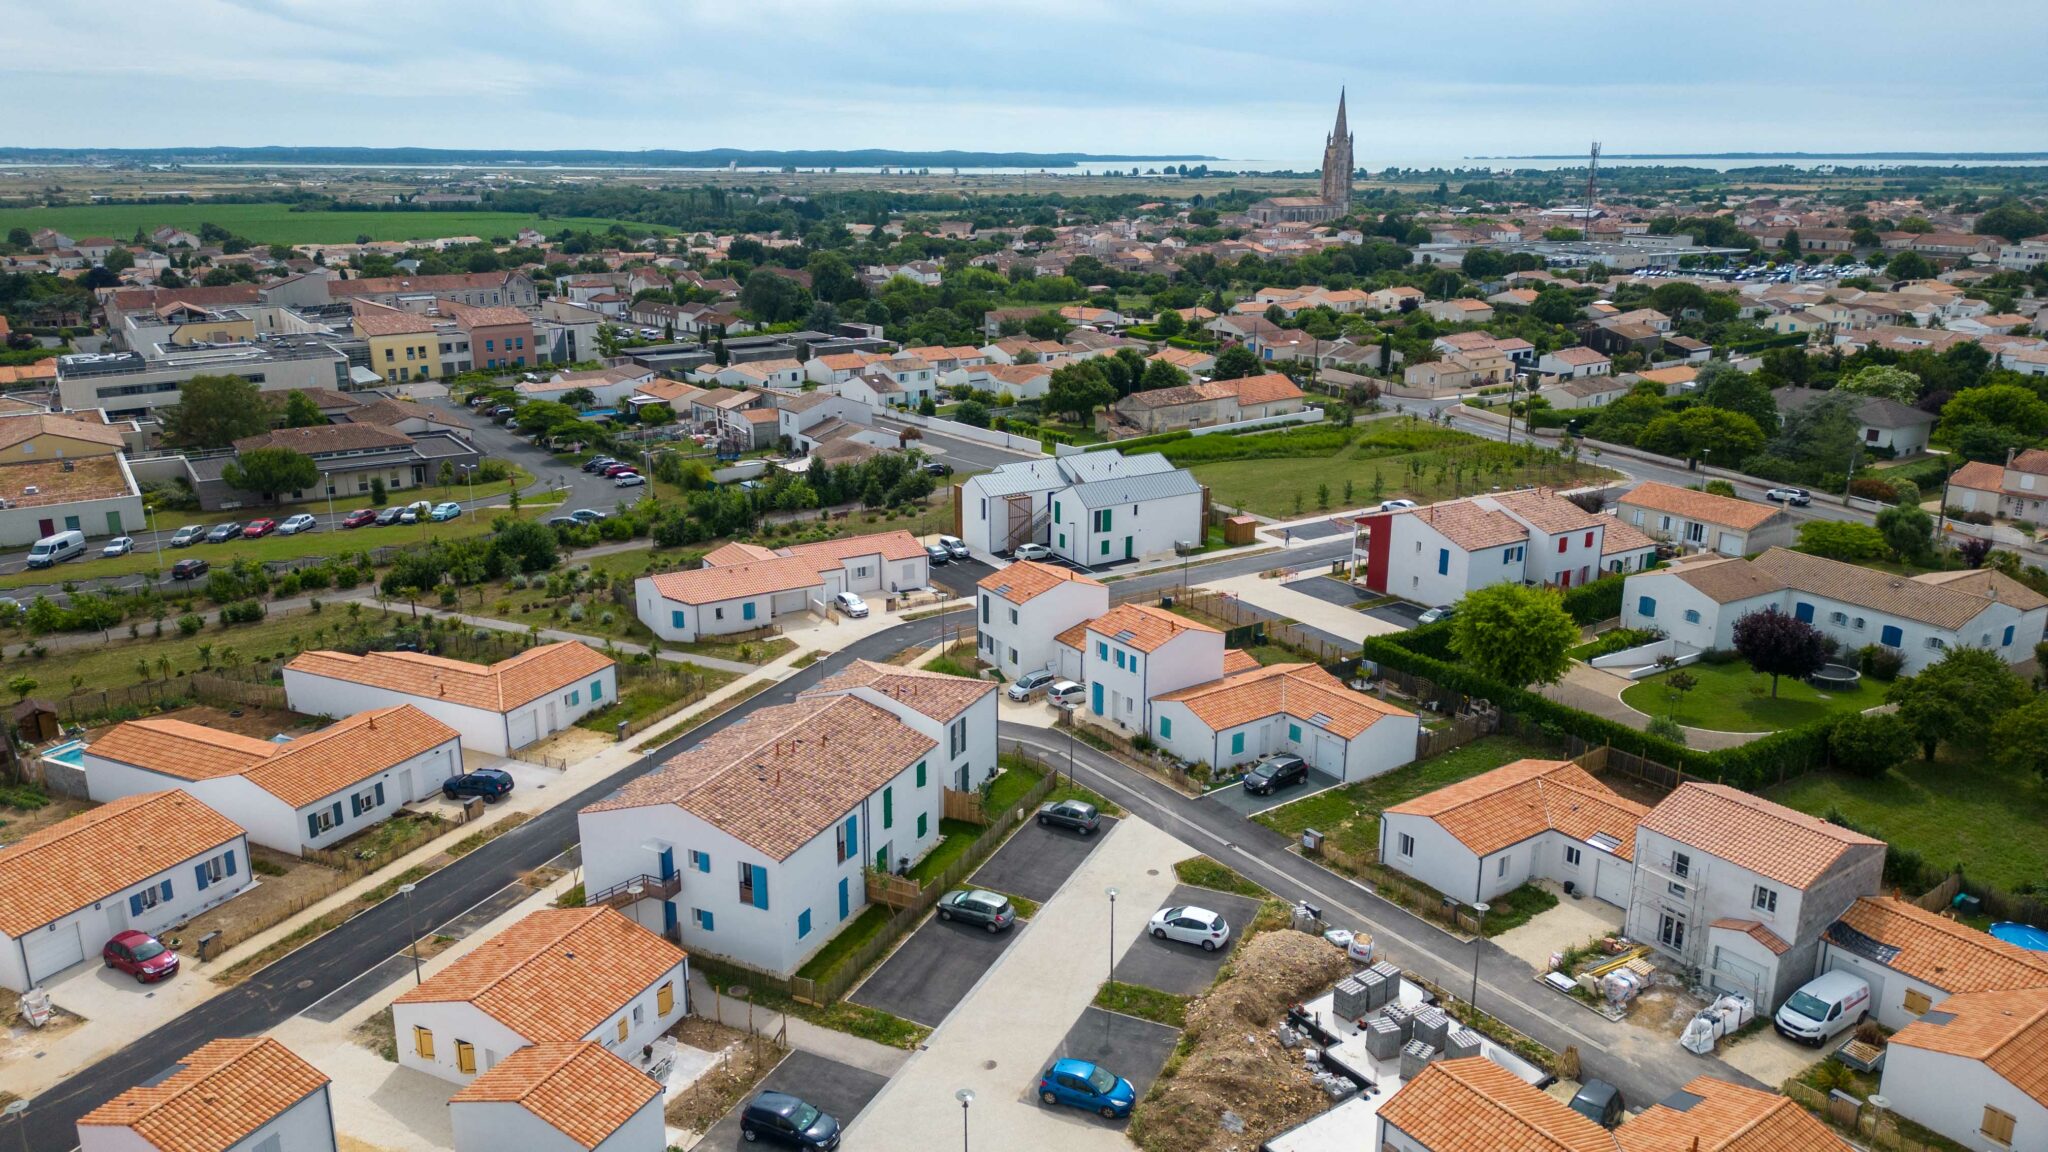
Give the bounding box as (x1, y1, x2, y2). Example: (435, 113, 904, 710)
(1585, 141, 1601, 232)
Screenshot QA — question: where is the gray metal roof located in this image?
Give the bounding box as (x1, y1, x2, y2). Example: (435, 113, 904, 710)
(1069, 468, 1202, 508)
(970, 449, 1186, 500)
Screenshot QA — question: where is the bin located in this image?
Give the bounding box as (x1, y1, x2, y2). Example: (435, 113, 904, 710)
(1301, 828, 1325, 853)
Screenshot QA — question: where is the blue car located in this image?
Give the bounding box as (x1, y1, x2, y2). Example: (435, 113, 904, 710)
(1037, 1058, 1136, 1119)
(443, 768, 515, 803)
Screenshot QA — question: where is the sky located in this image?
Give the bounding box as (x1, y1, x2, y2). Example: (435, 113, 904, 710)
(3, 0, 2046, 163)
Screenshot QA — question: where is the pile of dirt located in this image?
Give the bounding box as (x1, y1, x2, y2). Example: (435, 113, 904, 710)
(1132, 930, 1353, 1152)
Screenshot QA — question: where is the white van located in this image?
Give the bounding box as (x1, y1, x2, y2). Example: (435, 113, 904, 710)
(26, 529, 87, 569)
(1773, 970, 1871, 1045)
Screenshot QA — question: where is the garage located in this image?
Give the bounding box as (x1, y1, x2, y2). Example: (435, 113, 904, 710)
(772, 589, 812, 617)
(24, 921, 85, 984)
(1710, 945, 1767, 1001)
(507, 710, 538, 750)
(1593, 854, 1631, 907)
(1309, 730, 1345, 778)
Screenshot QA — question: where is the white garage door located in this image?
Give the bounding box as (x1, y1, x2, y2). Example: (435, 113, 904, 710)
(1311, 732, 1345, 777)
(24, 922, 85, 984)
(1711, 946, 1767, 1001)
(1594, 857, 1631, 906)
(508, 710, 539, 750)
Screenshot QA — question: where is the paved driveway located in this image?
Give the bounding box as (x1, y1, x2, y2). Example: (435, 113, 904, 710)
(1205, 772, 1343, 819)
(1112, 884, 1265, 995)
(1052, 1007, 1182, 1103)
(970, 816, 1118, 903)
(1286, 575, 1368, 607)
(1280, 517, 1356, 542)
(932, 556, 996, 599)
(847, 911, 1022, 1028)
(1363, 600, 1425, 628)
(698, 1049, 890, 1150)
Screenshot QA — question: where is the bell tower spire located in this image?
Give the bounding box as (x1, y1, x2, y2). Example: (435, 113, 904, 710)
(1319, 87, 1353, 215)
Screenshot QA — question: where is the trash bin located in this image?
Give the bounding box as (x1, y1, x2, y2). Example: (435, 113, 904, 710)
(1302, 828, 1324, 853)
(197, 930, 223, 962)
(1954, 893, 1983, 916)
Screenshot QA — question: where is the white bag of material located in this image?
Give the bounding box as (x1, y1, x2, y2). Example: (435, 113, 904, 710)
(1601, 969, 1643, 1006)
(1324, 928, 1355, 949)
(1347, 934, 1376, 964)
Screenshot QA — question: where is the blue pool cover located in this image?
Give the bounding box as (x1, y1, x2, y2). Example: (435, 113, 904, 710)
(1989, 921, 2048, 952)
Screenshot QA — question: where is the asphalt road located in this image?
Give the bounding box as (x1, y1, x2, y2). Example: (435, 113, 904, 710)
(880, 422, 1039, 474)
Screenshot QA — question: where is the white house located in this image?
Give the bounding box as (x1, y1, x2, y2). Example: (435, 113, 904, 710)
(1621, 548, 2048, 676)
(578, 693, 944, 977)
(1355, 488, 1644, 604)
(449, 1042, 663, 1152)
(1380, 758, 1648, 909)
(802, 660, 1000, 793)
(636, 530, 930, 642)
(81, 706, 462, 856)
(958, 451, 1203, 561)
(1051, 603, 1229, 735)
(1614, 481, 1794, 557)
(1151, 663, 1419, 782)
(1818, 895, 2048, 1032)
(804, 351, 888, 387)
(77, 1037, 336, 1152)
(837, 357, 937, 410)
(1878, 986, 2048, 1152)
(1535, 374, 1632, 411)
(1536, 345, 1612, 380)
(392, 906, 688, 1085)
(975, 560, 1109, 677)
(1628, 783, 1884, 1011)
(0, 791, 250, 991)
(1773, 387, 1937, 457)
(282, 642, 617, 756)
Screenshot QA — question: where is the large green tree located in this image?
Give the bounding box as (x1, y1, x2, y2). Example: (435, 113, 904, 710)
(1695, 362, 1780, 437)
(1211, 345, 1261, 381)
(1837, 365, 1920, 404)
(281, 389, 326, 428)
(220, 447, 319, 505)
(1636, 407, 1765, 466)
(1888, 647, 2029, 760)
(1043, 362, 1117, 424)
(1940, 384, 2048, 442)
(1990, 694, 2048, 781)
(1797, 520, 1887, 561)
(1829, 711, 1916, 780)
(1446, 583, 1578, 688)
(159, 374, 272, 448)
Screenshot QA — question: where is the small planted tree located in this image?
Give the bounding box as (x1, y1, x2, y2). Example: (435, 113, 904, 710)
(1448, 583, 1579, 688)
(1731, 607, 1828, 698)
(1829, 711, 1915, 779)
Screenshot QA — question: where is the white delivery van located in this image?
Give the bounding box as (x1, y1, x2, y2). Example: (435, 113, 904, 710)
(26, 530, 87, 569)
(1773, 970, 1871, 1045)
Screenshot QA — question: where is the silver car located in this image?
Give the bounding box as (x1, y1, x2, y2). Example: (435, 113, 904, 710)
(1008, 669, 1058, 701)
(832, 592, 869, 618)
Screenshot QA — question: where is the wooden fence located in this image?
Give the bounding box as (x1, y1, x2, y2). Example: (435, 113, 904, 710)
(188, 673, 288, 710)
(1912, 874, 1963, 912)
(864, 871, 921, 909)
(942, 788, 990, 825)
(1780, 1081, 1950, 1152)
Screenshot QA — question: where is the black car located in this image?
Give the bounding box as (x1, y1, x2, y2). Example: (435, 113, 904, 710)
(442, 768, 515, 802)
(1242, 753, 1309, 796)
(375, 507, 405, 527)
(204, 522, 244, 543)
(740, 1091, 841, 1148)
(170, 557, 210, 581)
(922, 460, 953, 477)
(1036, 798, 1101, 835)
(547, 515, 580, 528)
(924, 543, 950, 565)
(936, 888, 1016, 932)
(582, 457, 617, 474)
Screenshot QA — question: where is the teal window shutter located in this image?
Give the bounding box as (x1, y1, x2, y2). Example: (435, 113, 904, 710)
(845, 816, 858, 859)
(1231, 732, 1245, 755)
(751, 866, 769, 910)
(743, 601, 757, 621)
(224, 850, 236, 876)
(307, 813, 321, 838)
(1160, 717, 1172, 739)
(1289, 723, 1302, 742)
(194, 863, 210, 891)
(915, 761, 926, 787)
(798, 909, 812, 938)
(917, 812, 928, 837)
(672, 609, 686, 628)
(883, 787, 894, 829)
(374, 783, 385, 807)
(591, 679, 604, 701)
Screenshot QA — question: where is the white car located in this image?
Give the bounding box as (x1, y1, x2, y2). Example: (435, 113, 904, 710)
(613, 472, 646, 488)
(833, 592, 869, 618)
(277, 513, 317, 535)
(1417, 604, 1457, 625)
(1379, 499, 1418, 511)
(101, 536, 134, 557)
(1014, 543, 1052, 561)
(1148, 905, 1231, 951)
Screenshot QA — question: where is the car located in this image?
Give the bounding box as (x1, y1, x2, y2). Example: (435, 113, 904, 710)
(1014, 542, 1053, 561)
(341, 508, 379, 529)
(1036, 798, 1100, 835)
(1416, 604, 1456, 625)
(103, 929, 179, 983)
(101, 536, 134, 557)
(569, 508, 608, 524)
(582, 457, 617, 474)
(1378, 498, 1418, 511)
(429, 502, 463, 522)
(1038, 1058, 1136, 1119)
(1241, 753, 1309, 796)
(490, 405, 516, 420)
(242, 519, 278, 539)
(443, 768, 515, 803)
(1774, 970, 1871, 1045)
(1047, 679, 1085, 708)
(602, 462, 637, 477)
(832, 591, 868, 618)
(938, 534, 970, 560)
(1568, 1080, 1625, 1128)
(739, 1091, 841, 1148)
(278, 513, 317, 535)
(205, 522, 244, 543)
(1008, 669, 1059, 701)
(1765, 487, 1812, 506)
(936, 889, 1016, 932)
(170, 558, 210, 581)
(613, 472, 645, 488)
(169, 524, 206, 548)
(398, 500, 433, 524)
(924, 542, 951, 565)
(1148, 904, 1231, 951)
(375, 507, 405, 527)
(547, 515, 580, 528)
(921, 460, 953, 476)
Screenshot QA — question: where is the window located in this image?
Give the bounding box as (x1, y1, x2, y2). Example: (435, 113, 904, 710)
(413, 1026, 435, 1059)
(1497, 856, 1509, 878)
(916, 759, 928, 787)
(1115, 649, 1126, 670)
(1981, 1106, 2015, 1146)
(1669, 851, 1691, 896)
(1658, 913, 1686, 950)
(693, 907, 714, 931)
(1230, 732, 1245, 755)
(1829, 611, 1847, 625)
(1926, 636, 1947, 650)
(1583, 532, 1593, 547)
(1398, 833, 1415, 858)
(1097, 641, 1108, 661)
(1101, 539, 1110, 556)
(1288, 722, 1302, 742)
(1902, 988, 1931, 1015)
(742, 602, 756, 621)
(1565, 846, 1582, 867)
(689, 849, 710, 873)
(2005, 624, 2018, 647)
(980, 595, 990, 624)
(1159, 716, 1172, 739)
(916, 812, 928, 837)
(1753, 885, 1778, 915)
(672, 609, 686, 629)
(882, 786, 894, 828)
(616, 1017, 629, 1042)
(1638, 595, 1657, 618)
(350, 784, 381, 816)
(591, 678, 604, 702)
(1557, 537, 1568, 554)
(1684, 609, 1700, 624)
(456, 1041, 476, 1073)
(836, 817, 856, 864)
(1437, 548, 1449, 575)
(566, 689, 580, 707)
(1009, 607, 1018, 625)
(798, 909, 813, 938)
(1881, 624, 1903, 647)
(738, 863, 754, 905)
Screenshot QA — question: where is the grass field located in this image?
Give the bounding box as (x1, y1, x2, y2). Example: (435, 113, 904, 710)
(0, 204, 665, 246)
(1253, 734, 1559, 856)
(1620, 662, 1880, 732)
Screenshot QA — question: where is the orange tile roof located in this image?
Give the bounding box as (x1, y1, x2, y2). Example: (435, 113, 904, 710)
(1154, 663, 1411, 740)
(1600, 516, 1657, 557)
(1062, 603, 1218, 654)
(1640, 783, 1881, 889)
(352, 299, 437, 336)
(1659, 547, 2048, 627)
(805, 659, 995, 723)
(978, 559, 1106, 605)
(1404, 499, 1529, 552)
(284, 641, 615, 713)
(89, 706, 460, 808)
(0, 361, 56, 386)
(0, 791, 243, 935)
(78, 1038, 331, 1152)
(780, 529, 929, 565)
(0, 413, 126, 452)
(1228, 372, 1304, 407)
(1710, 917, 1791, 955)
(1828, 896, 2048, 994)
(1221, 649, 1262, 675)
(439, 300, 532, 329)
(1620, 481, 1784, 532)
(1384, 758, 1648, 861)
(1378, 1057, 1613, 1152)
(1489, 488, 1607, 535)
(702, 541, 781, 566)
(450, 1042, 657, 1150)
(395, 907, 685, 1041)
(1616, 1075, 1847, 1152)
(585, 694, 936, 860)
(646, 554, 828, 604)
(1889, 987, 2048, 1108)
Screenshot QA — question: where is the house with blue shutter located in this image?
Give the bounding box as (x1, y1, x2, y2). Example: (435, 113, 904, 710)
(79, 705, 463, 856)
(0, 790, 250, 991)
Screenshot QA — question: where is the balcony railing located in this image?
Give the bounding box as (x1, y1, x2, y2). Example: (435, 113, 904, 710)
(588, 871, 681, 910)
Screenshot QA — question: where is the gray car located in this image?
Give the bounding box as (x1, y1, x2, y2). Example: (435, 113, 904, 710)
(1036, 799, 1100, 835)
(936, 889, 1016, 932)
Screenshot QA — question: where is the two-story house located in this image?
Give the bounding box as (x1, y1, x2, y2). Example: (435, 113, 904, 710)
(1354, 488, 1654, 605)
(1614, 481, 1794, 556)
(1050, 603, 1224, 735)
(1151, 662, 1419, 783)
(957, 451, 1205, 564)
(975, 560, 1109, 677)
(801, 661, 998, 793)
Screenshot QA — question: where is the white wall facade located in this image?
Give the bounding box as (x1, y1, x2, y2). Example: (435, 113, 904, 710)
(1079, 627, 1221, 734)
(1879, 1045, 2047, 1152)
(79, 1086, 337, 1152)
(1627, 827, 1809, 1006)
(282, 669, 613, 756)
(976, 580, 1108, 678)
(634, 578, 819, 643)
(1151, 702, 1417, 784)
(1616, 503, 1791, 556)
(1385, 515, 1528, 606)
(451, 1096, 664, 1152)
(1054, 489, 1204, 566)
(1522, 522, 1604, 589)
(832, 687, 999, 795)
(394, 959, 687, 1086)
(1815, 943, 1951, 1033)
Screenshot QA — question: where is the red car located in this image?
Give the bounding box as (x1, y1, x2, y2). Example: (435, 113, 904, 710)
(242, 519, 278, 538)
(340, 508, 378, 529)
(104, 929, 179, 983)
(602, 463, 636, 477)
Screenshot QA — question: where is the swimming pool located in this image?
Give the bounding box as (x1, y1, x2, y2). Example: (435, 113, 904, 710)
(1989, 921, 2048, 953)
(41, 738, 86, 767)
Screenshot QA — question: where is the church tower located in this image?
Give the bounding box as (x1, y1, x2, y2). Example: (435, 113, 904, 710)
(1320, 87, 1353, 213)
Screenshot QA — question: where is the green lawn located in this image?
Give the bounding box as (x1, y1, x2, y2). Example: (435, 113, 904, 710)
(1769, 754, 2048, 893)
(1173, 855, 1269, 898)
(0, 204, 667, 246)
(794, 904, 892, 983)
(906, 819, 986, 886)
(573, 671, 739, 733)
(1253, 734, 1559, 856)
(1620, 661, 1880, 732)
(1093, 981, 1190, 1028)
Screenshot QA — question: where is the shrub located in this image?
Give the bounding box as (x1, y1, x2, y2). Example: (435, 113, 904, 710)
(1645, 715, 1687, 745)
(1829, 711, 1914, 779)
(1858, 644, 1906, 682)
(176, 614, 204, 636)
(1848, 475, 1897, 503)
(1944, 505, 1994, 526)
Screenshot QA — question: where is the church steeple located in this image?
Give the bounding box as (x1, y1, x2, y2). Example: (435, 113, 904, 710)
(1319, 87, 1353, 214)
(1332, 87, 1348, 145)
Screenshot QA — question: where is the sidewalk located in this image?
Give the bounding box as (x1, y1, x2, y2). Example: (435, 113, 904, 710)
(686, 971, 910, 1080)
(1538, 663, 1758, 751)
(1199, 571, 1406, 646)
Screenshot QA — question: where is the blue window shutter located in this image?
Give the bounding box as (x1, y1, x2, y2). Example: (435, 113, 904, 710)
(1638, 596, 1656, 618)
(2004, 625, 2016, 646)
(1231, 732, 1245, 755)
(225, 850, 236, 876)
(194, 863, 210, 891)
(752, 866, 769, 910)
(374, 782, 385, 807)
(846, 816, 858, 858)
(743, 601, 757, 621)
(1794, 601, 1815, 623)
(697, 851, 711, 873)
(1437, 548, 1449, 575)
(702, 910, 714, 931)
(129, 892, 144, 916)
(331, 801, 343, 827)
(308, 813, 321, 838)
(1289, 723, 1302, 741)
(592, 678, 603, 701)
(672, 609, 686, 628)
(349, 793, 361, 817)
(839, 877, 850, 920)
(915, 761, 926, 787)
(1159, 717, 1171, 739)
(159, 879, 172, 901)
(1881, 624, 1902, 646)
(1097, 641, 1107, 660)
(798, 909, 812, 939)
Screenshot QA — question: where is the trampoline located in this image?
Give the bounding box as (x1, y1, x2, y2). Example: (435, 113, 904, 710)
(1989, 922, 2048, 952)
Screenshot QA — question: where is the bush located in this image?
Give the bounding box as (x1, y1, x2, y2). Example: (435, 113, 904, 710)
(176, 614, 204, 636)
(1848, 475, 1897, 503)
(1645, 715, 1687, 745)
(1698, 646, 1742, 664)
(1944, 504, 1994, 526)
(1858, 644, 1906, 681)
(1829, 711, 1915, 779)
(220, 600, 266, 625)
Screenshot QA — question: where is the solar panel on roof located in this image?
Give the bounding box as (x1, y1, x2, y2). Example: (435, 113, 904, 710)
(1114, 629, 1135, 642)
(1658, 1089, 1706, 1113)
(1307, 713, 1332, 727)
(1587, 832, 1623, 853)
(1920, 1009, 1957, 1026)
(1824, 919, 1901, 965)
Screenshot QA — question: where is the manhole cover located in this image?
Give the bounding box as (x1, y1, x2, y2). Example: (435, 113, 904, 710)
(296, 979, 313, 989)
(983, 1059, 997, 1070)
(1147, 869, 1159, 876)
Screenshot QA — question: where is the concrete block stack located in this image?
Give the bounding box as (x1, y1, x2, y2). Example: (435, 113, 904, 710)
(1366, 1016, 1405, 1061)
(1399, 1038, 1438, 1080)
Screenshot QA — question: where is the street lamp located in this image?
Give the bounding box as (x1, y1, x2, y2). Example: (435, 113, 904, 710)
(322, 471, 336, 530)
(1468, 901, 1491, 1009)
(3, 1099, 26, 1152)
(1105, 886, 1119, 985)
(626, 882, 646, 931)
(398, 882, 421, 985)
(954, 1088, 974, 1152)
(148, 504, 162, 581)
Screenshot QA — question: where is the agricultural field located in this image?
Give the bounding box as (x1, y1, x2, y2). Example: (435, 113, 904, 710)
(0, 204, 665, 246)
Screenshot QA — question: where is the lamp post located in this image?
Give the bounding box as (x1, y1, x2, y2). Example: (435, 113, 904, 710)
(323, 471, 336, 530)
(1105, 886, 1119, 985)
(1469, 901, 1490, 1010)
(626, 882, 646, 931)
(399, 882, 421, 985)
(3, 1099, 26, 1152)
(954, 1088, 974, 1152)
(148, 504, 162, 581)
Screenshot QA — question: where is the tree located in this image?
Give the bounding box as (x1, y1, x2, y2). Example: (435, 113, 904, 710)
(221, 447, 319, 505)
(370, 476, 387, 505)
(5, 228, 30, 249)
(1974, 200, 2048, 244)
(1837, 365, 1920, 404)
(1876, 503, 1934, 563)
(1531, 290, 1579, 325)
(102, 247, 135, 274)
(1637, 407, 1765, 466)
(953, 400, 991, 428)
(1940, 384, 2048, 442)
(6, 674, 35, 703)
(1446, 583, 1578, 687)
(1768, 390, 1860, 473)
(282, 389, 326, 428)
(1695, 362, 1780, 436)
(1211, 345, 1261, 381)
(1780, 229, 1803, 256)
(1991, 694, 2048, 781)
(1731, 607, 1828, 697)
(1043, 363, 1118, 424)
(1152, 307, 1184, 337)
(159, 374, 272, 448)
(1139, 359, 1187, 392)
(1829, 711, 1915, 779)
(1888, 647, 2029, 760)
(1797, 520, 1886, 561)
(1885, 251, 1937, 281)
